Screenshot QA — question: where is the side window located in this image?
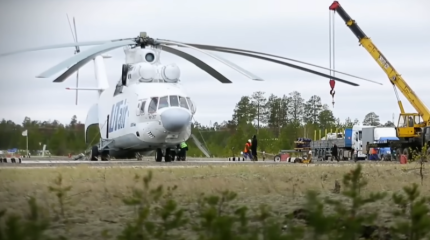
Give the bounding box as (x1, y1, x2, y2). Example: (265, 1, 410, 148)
(140, 101, 146, 114)
(179, 96, 189, 109)
(415, 115, 421, 125)
(398, 115, 406, 127)
(148, 97, 158, 114)
(136, 102, 141, 116)
(170, 95, 179, 107)
(158, 96, 169, 110)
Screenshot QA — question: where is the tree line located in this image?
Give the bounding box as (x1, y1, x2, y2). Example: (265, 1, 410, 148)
(0, 91, 395, 156)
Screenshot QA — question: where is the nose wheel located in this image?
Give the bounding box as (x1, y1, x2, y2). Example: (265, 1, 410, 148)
(155, 148, 173, 162)
(155, 149, 163, 162)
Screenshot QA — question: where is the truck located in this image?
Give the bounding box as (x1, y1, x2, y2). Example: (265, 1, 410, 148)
(311, 128, 353, 161)
(312, 125, 368, 161)
(362, 126, 398, 161)
(330, 1, 430, 161)
(351, 125, 367, 160)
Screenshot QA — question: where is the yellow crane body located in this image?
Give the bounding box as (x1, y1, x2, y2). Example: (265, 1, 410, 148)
(329, 1, 430, 157)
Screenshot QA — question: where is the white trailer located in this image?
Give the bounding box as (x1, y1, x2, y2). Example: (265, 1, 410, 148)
(351, 125, 371, 160)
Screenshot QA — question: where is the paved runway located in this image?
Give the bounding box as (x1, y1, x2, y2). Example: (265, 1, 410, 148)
(0, 157, 400, 169)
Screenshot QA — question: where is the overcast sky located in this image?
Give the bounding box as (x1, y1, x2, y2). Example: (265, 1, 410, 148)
(1, 0, 429, 127)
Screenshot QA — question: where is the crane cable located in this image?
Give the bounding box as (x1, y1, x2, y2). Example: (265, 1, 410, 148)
(329, 10, 336, 107)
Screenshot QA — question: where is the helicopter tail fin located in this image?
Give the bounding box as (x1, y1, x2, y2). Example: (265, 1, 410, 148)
(94, 55, 110, 92)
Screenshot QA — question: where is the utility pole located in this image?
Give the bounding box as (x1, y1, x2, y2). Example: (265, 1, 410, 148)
(257, 101, 260, 134)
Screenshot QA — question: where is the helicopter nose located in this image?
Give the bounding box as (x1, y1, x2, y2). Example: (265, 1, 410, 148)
(160, 108, 191, 132)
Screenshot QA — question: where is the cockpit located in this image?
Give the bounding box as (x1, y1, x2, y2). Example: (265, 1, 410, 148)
(137, 95, 196, 115)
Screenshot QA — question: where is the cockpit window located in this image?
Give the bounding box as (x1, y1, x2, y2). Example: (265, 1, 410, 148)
(186, 97, 196, 113)
(170, 95, 179, 107)
(140, 101, 146, 113)
(158, 96, 169, 110)
(179, 96, 189, 109)
(148, 97, 158, 114)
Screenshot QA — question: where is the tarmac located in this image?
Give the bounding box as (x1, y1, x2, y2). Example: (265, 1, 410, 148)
(0, 157, 400, 169)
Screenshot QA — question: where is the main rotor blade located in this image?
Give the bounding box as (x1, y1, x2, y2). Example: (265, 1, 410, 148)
(52, 51, 101, 82)
(212, 49, 360, 86)
(158, 39, 263, 81)
(180, 43, 382, 85)
(53, 46, 118, 83)
(38, 40, 135, 78)
(161, 46, 232, 84)
(0, 41, 114, 57)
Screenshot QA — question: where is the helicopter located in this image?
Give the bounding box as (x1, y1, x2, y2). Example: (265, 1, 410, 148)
(0, 26, 382, 162)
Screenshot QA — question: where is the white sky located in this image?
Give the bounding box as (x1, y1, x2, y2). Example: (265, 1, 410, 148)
(0, 0, 429, 126)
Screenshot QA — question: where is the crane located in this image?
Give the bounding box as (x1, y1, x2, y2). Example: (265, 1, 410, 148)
(329, 1, 430, 158)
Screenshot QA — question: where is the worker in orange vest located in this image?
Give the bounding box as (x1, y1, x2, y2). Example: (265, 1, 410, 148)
(243, 139, 253, 160)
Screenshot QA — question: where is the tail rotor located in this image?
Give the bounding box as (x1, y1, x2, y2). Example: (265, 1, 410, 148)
(66, 14, 80, 105)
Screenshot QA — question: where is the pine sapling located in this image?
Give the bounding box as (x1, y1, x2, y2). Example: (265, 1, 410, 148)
(324, 164, 386, 239)
(391, 183, 430, 240)
(48, 174, 72, 220)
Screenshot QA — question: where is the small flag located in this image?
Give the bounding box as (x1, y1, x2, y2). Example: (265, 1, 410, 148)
(22, 130, 28, 137)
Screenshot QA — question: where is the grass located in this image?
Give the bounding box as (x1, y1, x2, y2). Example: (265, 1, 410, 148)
(1, 163, 430, 239)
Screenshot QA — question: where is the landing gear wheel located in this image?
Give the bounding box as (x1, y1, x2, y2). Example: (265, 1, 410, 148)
(274, 155, 281, 162)
(165, 148, 172, 162)
(384, 154, 392, 161)
(90, 146, 99, 161)
(155, 148, 163, 162)
(136, 152, 143, 161)
(101, 151, 110, 161)
(171, 152, 177, 162)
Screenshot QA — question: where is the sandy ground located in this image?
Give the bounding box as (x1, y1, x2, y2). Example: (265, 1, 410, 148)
(0, 163, 426, 239)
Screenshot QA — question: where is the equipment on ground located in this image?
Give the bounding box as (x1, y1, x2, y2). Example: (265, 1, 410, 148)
(1, 19, 381, 162)
(273, 141, 313, 164)
(329, 1, 430, 160)
(361, 126, 398, 161)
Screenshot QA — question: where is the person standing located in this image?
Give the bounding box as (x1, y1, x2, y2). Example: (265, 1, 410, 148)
(243, 139, 253, 160)
(179, 142, 188, 161)
(331, 144, 339, 162)
(251, 135, 258, 161)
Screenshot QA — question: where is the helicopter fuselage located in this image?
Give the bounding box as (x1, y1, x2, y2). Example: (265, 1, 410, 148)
(91, 81, 195, 158)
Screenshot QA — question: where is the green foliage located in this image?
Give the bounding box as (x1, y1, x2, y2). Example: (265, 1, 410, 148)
(48, 174, 72, 219)
(391, 183, 430, 240)
(3, 165, 430, 239)
(0, 115, 99, 156)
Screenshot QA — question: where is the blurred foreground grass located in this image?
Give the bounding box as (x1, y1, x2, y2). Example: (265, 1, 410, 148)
(1, 163, 430, 239)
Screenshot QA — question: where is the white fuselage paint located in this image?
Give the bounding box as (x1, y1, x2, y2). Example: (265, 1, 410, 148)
(98, 82, 193, 152)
